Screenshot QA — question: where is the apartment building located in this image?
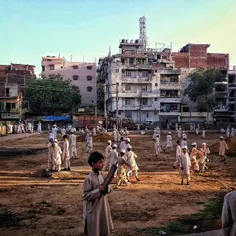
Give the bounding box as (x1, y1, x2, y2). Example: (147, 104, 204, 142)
(228, 70, 236, 123)
(0, 83, 22, 121)
(41, 56, 96, 105)
(98, 40, 181, 127)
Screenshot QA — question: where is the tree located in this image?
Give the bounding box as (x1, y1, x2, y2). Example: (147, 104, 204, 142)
(183, 68, 226, 112)
(24, 77, 81, 116)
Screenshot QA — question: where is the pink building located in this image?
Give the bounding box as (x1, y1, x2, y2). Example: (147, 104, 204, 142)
(41, 56, 97, 105)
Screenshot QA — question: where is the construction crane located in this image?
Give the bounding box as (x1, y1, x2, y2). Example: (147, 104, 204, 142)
(139, 16, 148, 51)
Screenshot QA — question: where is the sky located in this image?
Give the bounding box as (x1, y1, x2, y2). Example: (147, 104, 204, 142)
(0, 0, 236, 75)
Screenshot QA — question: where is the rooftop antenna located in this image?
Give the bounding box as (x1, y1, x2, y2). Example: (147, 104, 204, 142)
(139, 16, 147, 51)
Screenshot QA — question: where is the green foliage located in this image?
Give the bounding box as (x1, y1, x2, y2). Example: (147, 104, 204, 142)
(184, 68, 226, 112)
(25, 75, 81, 115)
(137, 195, 225, 236)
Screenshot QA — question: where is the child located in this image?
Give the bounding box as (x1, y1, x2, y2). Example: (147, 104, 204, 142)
(83, 152, 114, 236)
(219, 136, 228, 162)
(190, 142, 203, 173)
(109, 144, 118, 171)
(62, 135, 70, 171)
(117, 149, 130, 186)
(179, 145, 191, 185)
(164, 132, 173, 152)
(126, 145, 140, 181)
(200, 142, 210, 171)
(173, 140, 181, 169)
(103, 140, 112, 171)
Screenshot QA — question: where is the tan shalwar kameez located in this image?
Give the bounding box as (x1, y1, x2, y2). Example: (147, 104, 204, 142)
(179, 152, 191, 182)
(219, 140, 228, 157)
(222, 190, 236, 236)
(83, 171, 113, 236)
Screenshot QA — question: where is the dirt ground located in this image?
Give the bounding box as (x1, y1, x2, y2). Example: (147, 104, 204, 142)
(0, 132, 235, 236)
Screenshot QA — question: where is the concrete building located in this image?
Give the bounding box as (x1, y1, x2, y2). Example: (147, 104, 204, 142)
(41, 56, 96, 105)
(0, 83, 22, 121)
(227, 70, 236, 123)
(97, 40, 182, 128)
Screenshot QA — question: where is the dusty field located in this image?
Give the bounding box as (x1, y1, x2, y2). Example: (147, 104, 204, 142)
(0, 132, 235, 236)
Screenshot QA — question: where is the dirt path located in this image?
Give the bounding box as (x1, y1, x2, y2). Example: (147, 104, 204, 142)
(0, 132, 235, 236)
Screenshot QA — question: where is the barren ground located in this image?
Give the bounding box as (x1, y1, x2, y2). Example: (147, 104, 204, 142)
(0, 132, 235, 236)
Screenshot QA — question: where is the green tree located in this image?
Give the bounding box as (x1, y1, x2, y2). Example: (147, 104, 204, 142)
(184, 68, 226, 112)
(24, 77, 81, 115)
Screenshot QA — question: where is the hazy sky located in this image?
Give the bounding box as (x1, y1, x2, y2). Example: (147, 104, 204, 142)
(0, 0, 235, 75)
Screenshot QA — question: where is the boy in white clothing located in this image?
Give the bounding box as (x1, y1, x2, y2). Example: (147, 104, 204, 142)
(154, 134, 161, 157)
(126, 145, 140, 181)
(62, 135, 70, 171)
(173, 140, 181, 169)
(109, 144, 118, 171)
(103, 140, 112, 171)
(179, 146, 191, 185)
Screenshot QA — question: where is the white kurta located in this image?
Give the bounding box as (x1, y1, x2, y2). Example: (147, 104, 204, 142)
(166, 135, 173, 148)
(53, 144, 62, 170)
(178, 129, 182, 139)
(47, 142, 54, 170)
(202, 129, 205, 138)
(179, 152, 191, 180)
(52, 127, 57, 140)
(155, 137, 161, 155)
(103, 145, 112, 171)
(61, 128, 66, 137)
(109, 150, 118, 170)
(62, 139, 70, 168)
(226, 128, 230, 138)
(222, 191, 236, 236)
(175, 145, 182, 165)
(126, 151, 138, 171)
(219, 140, 228, 156)
(120, 141, 127, 152)
(83, 171, 113, 236)
(69, 134, 77, 158)
(37, 123, 41, 133)
(181, 140, 188, 148)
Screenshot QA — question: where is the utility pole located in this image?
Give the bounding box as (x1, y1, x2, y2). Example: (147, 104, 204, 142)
(116, 82, 119, 129)
(104, 84, 108, 130)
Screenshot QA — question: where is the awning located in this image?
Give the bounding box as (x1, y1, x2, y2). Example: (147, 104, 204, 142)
(41, 116, 72, 121)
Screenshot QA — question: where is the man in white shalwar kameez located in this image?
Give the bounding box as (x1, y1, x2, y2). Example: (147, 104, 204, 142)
(177, 127, 182, 139)
(62, 135, 70, 171)
(182, 131, 187, 140)
(154, 134, 161, 157)
(231, 127, 235, 137)
(53, 140, 62, 171)
(202, 128, 206, 139)
(103, 140, 112, 171)
(174, 140, 182, 169)
(87, 133, 93, 153)
(126, 145, 140, 181)
(83, 152, 113, 236)
(52, 125, 58, 141)
(69, 132, 77, 160)
(222, 190, 236, 236)
(179, 145, 191, 185)
(37, 122, 42, 134)
(109, 144, 118, 171)
(164, 132, 173, 152)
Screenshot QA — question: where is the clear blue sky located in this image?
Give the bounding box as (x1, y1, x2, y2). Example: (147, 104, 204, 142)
(0, 0, 235, 75)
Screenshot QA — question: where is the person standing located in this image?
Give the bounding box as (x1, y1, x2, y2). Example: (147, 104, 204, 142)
(177, 127, 182, 139)
(219, 136, 228, 162)
(62, 135, 70, 171)
(126, 145, 140, 181)
(103, 140, 112, 171)
(119, 137, 127, 153)
(53, 139, 62, 171)
(226, 126, 230, 138)
(222, 190, 236, 236)
(87, 133, 93, 153)
(37, 121, 42, 134)
(47, 138, 54, 171)
(69, 131, 77, 160)
(231, 127, 235, 137)
(164, 132, 173, 152)
(173, 140, 181, 169)
(202, 128, 206, 139)
(109, 144, 118, 171)
(154, 134, 161, 157)
(61, 127, 66, 139)
(52, 124, 58, 141)
(83, 152, 114, 236)
(179, 145, 191, 185)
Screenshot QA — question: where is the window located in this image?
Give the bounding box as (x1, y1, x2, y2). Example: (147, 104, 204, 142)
(125, 85, 131, 91)
(73, 65, 78, 69)
(73, 75, 79, 80)
(141, 98, 148, 105)
(125, 71, 131, 77)
(125, 98, 132, 105)
(162, 56, 167, 60)
(87, 65, 92, 70)
(87, 86, 93, 92)
(49, 64, 55, 70)
(125, 111, 132, 118)
(5, 88, 9, 96)
(155, 83, 158, 87)
(141, 85, 147, 91)
(183, 107, 189, 112)
(42, 66, 45, 72)
(92, 100, 94, 103)
(116, 69, 119, 73)
(11, 103, 16, 109)
(155, 98, 157, 101)
(87, 75, 92, 81)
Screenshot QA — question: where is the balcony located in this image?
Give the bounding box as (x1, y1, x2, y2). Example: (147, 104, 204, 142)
(181, 112, 208, 118)
(1, 109, 21, 114)
(159, 111, 180, 116)
(119, 91, 139, 98)
(228, 84, 236, 89)
(160, 82, 181, 90)
(228, 97, 236, 103)
(121, 77, 152, 83)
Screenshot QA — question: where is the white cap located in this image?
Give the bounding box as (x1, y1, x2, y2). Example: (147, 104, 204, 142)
(126, 138, 130, 142)
(127, 144, 132, 149)
(54, 139, 58, 143)
(120, 149, 126, 153)
(202, 142, 206, 146)
(112, 144, 117, 148)
(182, 145, 188, 149)
(192, 142, 197, 146)
(220, 136, 224, 139)
(123, 138, 127, 141)
(168, 132, 171, 134)
(107, 140, 112, 144)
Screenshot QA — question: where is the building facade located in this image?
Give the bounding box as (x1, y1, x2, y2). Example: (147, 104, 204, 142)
(41, 56, 96, 105)
(0, 83, 22, 121)
(227, 70, 236, 123)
